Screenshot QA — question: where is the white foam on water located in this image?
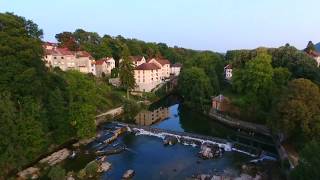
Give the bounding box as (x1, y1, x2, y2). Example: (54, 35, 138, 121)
(123, 126, 259, 157)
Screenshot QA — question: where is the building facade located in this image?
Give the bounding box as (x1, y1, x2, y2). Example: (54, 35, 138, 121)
(211, 94, 230, 112)
(170, 63, 182, 76)
(129, 56, 146, 67)
(135, 107, 169, 126)
(134, 63, 162, 92)
(148, 58, 171, 79)
(308, 51, 320, 67)
(43, 42, 96, 75)
(95, 57, 116, 77)
(224, 64, 232, 80)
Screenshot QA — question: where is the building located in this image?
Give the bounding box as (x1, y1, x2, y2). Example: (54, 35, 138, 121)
(148, 58, 171, 79)
(75, 51, 96, 75)
(224, 64, 232, 80)
(95, 57, 116, 77)
(133, 58, 173, 92)
(43, 42, 96, 75)
(134, 62, 162, 92)
(170, 63, 182, 76)
(129, 56, 146, 67)
(211, 94, 230, 112)
(135, 107, 169, 126)
(308, 51, 320, 67)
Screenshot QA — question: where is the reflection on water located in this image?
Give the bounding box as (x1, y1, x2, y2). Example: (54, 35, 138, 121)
(63, 95, 280, 179)
(135, 107, 170, 126)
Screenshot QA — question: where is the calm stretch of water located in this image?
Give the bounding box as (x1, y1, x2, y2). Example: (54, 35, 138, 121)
(63, 95, 278, 179)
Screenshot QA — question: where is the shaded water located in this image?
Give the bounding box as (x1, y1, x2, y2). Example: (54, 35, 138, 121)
(63, 95, 278, 179)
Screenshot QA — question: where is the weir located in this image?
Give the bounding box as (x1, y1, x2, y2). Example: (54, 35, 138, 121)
(114, 122, 278, 159)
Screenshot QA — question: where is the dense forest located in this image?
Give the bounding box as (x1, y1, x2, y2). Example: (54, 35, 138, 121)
(0, 13, 125, 177)
(1, 12, 320, 179)
(0, 12, 224, 178)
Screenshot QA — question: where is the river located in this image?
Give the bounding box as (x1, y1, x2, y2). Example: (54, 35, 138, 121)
(62, 95, 280, 179)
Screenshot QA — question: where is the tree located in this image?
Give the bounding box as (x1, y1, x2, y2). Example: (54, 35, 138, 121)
(232, 51, 274, 109)
(48, 165, 66, 180)
(119, 56, 135, 99)
(64, 71, 97, 139)
(275, 79, 320, 143)
(304, 41, 316, 53)
(290, 141, 320, 180)
(55, 32, 78, 51)
(178, 67, 213, 111)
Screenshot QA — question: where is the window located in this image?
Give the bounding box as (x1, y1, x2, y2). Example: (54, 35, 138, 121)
(54, 57, 57, 59)
(61, 57, 64, 59)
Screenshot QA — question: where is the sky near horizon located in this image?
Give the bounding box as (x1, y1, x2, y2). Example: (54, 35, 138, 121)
(0, 0, 319, 52)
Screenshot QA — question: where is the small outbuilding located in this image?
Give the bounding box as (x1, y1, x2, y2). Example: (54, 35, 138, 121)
(211, 94, 230, 112)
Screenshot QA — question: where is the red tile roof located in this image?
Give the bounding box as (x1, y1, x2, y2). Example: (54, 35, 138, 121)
(76, 51, 92, 58)
(224, 64, 232, 69)
(135, 63, 161, 70)
(45, 48, 74, 56)
(309, 51, 320, 58)
(129, 56, 144, 62)
(95, 60, 106, 65)
(158, 59, 170, 65)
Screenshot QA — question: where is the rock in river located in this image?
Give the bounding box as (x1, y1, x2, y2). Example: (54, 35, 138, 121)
(199, 144, 222, 159)
(163, 136, 178, 146)
(122, 169, 135, 179)
(97, 161, 111, 172)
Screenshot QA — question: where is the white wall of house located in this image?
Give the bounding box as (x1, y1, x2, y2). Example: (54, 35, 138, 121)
(315, 57, 320, 67)
(225, 68, 232, 80)
(148, 59, 170, 79)
(134, 69, 162, 92)
(170, 66, 181, 76)
(96, 58, 115, 77)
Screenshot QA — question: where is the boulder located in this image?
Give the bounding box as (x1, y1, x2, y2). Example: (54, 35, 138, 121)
(163, 136, 178, 146)
(199, 144, 222, 159)
(66, 175, 75, 180)
(122, 169, 135, 179)
(39, 148, 70, 166)
(97, 161, 111, 172)
(17, 167, 40, 180)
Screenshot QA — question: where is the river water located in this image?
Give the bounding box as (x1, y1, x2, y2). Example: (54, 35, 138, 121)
(63, 95, 280, 179)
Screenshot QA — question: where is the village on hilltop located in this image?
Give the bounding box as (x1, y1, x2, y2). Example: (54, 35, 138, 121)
(43, 42, 182, 92)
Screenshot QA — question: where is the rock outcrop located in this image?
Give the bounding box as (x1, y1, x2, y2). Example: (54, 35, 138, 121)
(39, 148, 70, 166)
(122, 169, 135, 179)
(199, 144, 223, 159)
(17, 167, 40, 180)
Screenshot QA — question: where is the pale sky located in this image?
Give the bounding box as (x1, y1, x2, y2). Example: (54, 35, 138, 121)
(0, 0, 319, 52)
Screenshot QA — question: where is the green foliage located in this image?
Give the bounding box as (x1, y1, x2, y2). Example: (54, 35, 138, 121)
(119, 57, 135, 99)
(84, 161, 99, 177)
(48, 165, 66, 180)
(55, 31, 79, 51)
(111, 67, 119, 78)
(178, 67, 213, 111)
(275, 79, 320, 143)
(232, 52, 274, 111)
(0, 13, 124, 178)
(290, 141, 320, 180)
(304, 41, 316, 53)
(123, 99, 141, 120)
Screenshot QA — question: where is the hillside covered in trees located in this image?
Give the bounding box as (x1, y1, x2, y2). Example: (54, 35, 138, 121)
(1, 11, 320, 179)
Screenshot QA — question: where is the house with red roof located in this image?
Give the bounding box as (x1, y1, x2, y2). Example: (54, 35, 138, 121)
(95, 57, 116, 77)
(308, 51, 320, 67)
(132, 57, 173, 92)
(42, 42, 96, 75)
(129, 56, 146, 67)
(148, 58, 171, 79)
